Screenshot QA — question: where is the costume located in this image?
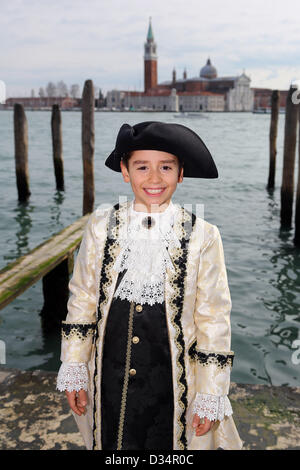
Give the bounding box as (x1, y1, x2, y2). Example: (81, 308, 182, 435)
(56, 199, 243, 450)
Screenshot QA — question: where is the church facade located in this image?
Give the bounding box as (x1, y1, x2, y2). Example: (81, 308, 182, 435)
(106, 19, 254, 112)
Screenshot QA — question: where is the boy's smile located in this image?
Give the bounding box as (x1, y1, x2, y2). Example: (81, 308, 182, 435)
(120, 150, 183, 213)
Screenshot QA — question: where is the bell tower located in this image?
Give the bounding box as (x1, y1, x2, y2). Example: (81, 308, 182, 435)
(144, 17, 157, 92)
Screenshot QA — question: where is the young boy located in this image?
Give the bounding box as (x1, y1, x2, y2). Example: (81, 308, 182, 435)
(56, 121, 243, 450)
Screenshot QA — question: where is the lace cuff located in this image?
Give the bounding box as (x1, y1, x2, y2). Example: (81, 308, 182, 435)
(56, 362, 89, 392)
(192, 392, 233, 422)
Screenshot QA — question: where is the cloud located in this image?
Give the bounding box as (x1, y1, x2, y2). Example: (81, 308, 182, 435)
(1, 0, 300, 96)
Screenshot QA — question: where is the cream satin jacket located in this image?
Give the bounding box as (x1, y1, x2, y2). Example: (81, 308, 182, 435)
(60, 200, 243, 450)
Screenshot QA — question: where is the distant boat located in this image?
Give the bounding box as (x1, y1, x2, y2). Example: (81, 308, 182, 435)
(173, 112, 208, 118)
(253, 108, 285, 114)
(253, 108, 271, 114)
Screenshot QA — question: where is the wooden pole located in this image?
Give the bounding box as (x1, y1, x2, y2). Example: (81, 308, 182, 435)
(294, 104, 300, 246)
(280, 86, 298, 228)
(51, 104, 64, 191)
(40, 255, 73, 334)
(267, 90, 280, 189)
(14, 103, 30, 201)
(81, 79, 95, 215)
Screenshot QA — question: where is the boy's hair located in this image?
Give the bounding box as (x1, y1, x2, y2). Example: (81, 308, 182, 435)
(121, 151, 184, 176)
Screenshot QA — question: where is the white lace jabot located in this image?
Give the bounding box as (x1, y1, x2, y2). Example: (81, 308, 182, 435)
(112, 199, 181, 306)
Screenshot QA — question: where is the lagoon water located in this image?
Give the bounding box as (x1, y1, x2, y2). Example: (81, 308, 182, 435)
(0, 110, 299, 387)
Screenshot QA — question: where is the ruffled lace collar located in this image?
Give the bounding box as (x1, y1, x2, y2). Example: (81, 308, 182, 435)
(112, 199, 181, 306)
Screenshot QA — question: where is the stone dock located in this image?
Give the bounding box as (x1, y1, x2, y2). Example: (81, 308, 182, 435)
(0, 367, 299, 450)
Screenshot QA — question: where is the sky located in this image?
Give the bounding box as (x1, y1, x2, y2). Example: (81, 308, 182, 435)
(1, 0, 300, 98)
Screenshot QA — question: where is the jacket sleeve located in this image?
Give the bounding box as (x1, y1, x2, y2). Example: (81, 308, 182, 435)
(189, 223, 234, 397)
(60, 213, 97, 364)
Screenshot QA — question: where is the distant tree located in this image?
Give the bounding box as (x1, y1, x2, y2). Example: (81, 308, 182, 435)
(99, 88, 104, 100)
(31, 89, 35, 97)
(46, 82, 56, 97)
(39, 87, 45, 98)
(57, 80, 69, 97)
(98, 88, 106, 108)
(70, 84, 80, 98)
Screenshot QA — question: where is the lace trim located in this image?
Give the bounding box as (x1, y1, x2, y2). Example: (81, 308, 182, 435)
(192, 392, 233, 422)
(188, 342, 234, 369)
(113, 278, 165, 306)
(56, 362, 89, 392)
(61, 322, 96, 341)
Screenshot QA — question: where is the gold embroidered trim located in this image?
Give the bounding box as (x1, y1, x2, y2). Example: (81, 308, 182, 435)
(93, 204, 122, 449)
(167, 205, 195, 450)
(93, 202, 129, 450)
(117, 301, 135, 450)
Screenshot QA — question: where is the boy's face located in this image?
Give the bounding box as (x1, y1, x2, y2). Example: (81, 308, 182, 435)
(120, 149, 183, 212)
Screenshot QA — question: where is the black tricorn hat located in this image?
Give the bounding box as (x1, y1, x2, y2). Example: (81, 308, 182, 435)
(105, 121, 218, 178)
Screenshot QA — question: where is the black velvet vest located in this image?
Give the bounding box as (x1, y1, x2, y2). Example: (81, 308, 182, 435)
(100, 269, 174, 450)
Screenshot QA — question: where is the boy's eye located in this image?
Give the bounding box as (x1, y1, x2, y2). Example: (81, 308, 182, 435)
(137, 165, 173, 171)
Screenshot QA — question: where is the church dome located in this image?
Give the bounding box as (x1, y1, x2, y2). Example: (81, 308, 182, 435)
(200, 58, 217, 79)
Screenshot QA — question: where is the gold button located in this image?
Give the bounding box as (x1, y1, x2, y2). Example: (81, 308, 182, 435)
(129, 368, 136, 376)
(132, 336, 140, 344)
(135, 304, 143, 312)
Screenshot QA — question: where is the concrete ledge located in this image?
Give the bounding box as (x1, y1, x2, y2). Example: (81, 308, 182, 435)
(0, 367, 85, 450)
(0, 367, 299, 450)
(229, 382, 300, 450)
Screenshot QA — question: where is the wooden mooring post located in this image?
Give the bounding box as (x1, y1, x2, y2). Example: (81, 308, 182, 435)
(294, 104, 300, 246)
(82, 79, 95, 215)
(51, 104, 64, 191)
(280, 86, 299, 228)
(267, 90, 280, 190)
(40, 258, 71, 334)
(14, 103, 31, 202)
